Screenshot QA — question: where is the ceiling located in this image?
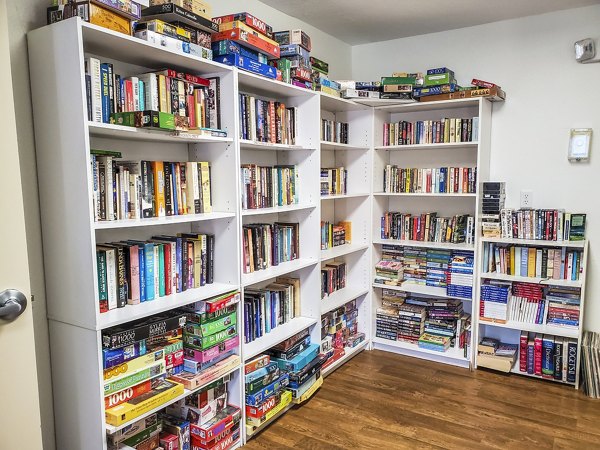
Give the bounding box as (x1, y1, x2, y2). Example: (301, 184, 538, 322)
(260, 0, 600, 45)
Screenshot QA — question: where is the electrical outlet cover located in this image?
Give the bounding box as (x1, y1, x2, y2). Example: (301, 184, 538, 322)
(520, 190, 533, 208)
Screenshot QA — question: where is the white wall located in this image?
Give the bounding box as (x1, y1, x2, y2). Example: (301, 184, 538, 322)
(352, 5, 600, 332)
(211, 0, 352, 79)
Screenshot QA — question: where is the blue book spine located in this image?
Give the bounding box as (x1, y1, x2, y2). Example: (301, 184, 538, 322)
(100, 63, 110, 123)
(119, 78, 125, 113)
(138, 80, 145, 111)
(138, 247, 146, 302)
(542, 338, 554, 376)
(144, 243, 155, 300)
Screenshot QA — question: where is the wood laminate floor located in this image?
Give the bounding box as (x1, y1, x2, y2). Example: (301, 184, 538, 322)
(243, 349, 600, 449)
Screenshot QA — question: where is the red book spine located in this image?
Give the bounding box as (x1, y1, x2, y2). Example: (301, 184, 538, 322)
(534, 335, 543, 376)
(124, 80, 134, 112)
(519, 332, 528, 372)
(187, 94, 196, 128)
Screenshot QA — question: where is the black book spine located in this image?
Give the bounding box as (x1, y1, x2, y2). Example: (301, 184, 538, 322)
(207, 234, 214, 284)
(164, 162, 173, 216)
(181, 237, 188, 291)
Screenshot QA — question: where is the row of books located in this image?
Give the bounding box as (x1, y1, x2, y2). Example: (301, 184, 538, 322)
(321, 262, 346, 298)
(482, 243, 583, 281)
(243, 277, 300, 343)
(479, 282, 581, 328)
(383, 166, 477, 194)
(245, 328, 324, 435)
(239, 94, 298, 145)
(96, 233, 215, 313)
(499, 209, 586, 242)
(321, 300, 365, 370)
(382, 118, 479, 146)
(242, 222, 299, 273)
(320, 221, 351, 250)
(240, 164, 298, 210)
(321, 119, 349, 144)
(581, 331, 600, 398)
(91, 151, 213, 222)
(320, 167, 347, 196)
(380, 212, 475, 245)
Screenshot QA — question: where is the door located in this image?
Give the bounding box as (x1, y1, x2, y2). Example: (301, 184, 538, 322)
(0, 0, 44, 448)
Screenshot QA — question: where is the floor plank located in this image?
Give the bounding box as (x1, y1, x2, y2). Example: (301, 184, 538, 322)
(243, 350, 600, 449)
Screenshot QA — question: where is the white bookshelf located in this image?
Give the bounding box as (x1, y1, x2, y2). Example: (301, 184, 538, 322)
(370, 98, 492, 368)
(318, 93, 373, 375)
(475, 238, 589, 387)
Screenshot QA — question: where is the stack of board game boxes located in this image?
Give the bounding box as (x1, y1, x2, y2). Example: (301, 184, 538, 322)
(321, 300, 366, 370)
(311, 57, 341, 97)
(48, 0, 218, 60)
(274, 29, 313, 88)
(212, 12, 279, 80)
(245, 328, 325, 435)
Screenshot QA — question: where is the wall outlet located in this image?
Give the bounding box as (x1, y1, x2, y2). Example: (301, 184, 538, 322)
(520, 190, 533, 208)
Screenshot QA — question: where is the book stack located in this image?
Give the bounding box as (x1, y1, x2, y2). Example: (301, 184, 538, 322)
(380, 73, 422, 101)
(518, 332, 578, 382)
(546, 287, 581, 328)
(426, 248, 451, 288)
(418, 78, 505, 103)
(481, 182, 506, 238)
(382, 288, 407, 307)
(96, 232, 215, 313)
(238, 94, 298, 144)
(500, 209, 586, 241)
(47, 0, 142, 36)
(321, 261, 346, 298)
(508, 282, 545, 324)
(320, 221, 351, 250)
(311, 57, 340, 97)
(320, 167, 348, 196)
(477, 337, 518, 372)
(398, 304, 426, 344)
(383, 166, 477, 194)
(382, 117, 478, 146)
(243, 277, 299, 343)
(404, 296, 464, 349)
(374, 259, 404, 286)
(242, 222, 300, 273)
(337, 80, 381, 101)
(273, 29, 313, 89)
(375, 306, 399, 341)
(91, 152, 213, 222)
(270, 329, 324, 405)
(240, 164, 298, 210)
(381, 212, 475, 245)
(175, 292, 241, 384)
(321, 119, 349, 144)
(447, 251, 474, 299)
(418, 332, 451, 352)
(479, 281, 511, 323)
(482, 243, 583, 281)
(84, 58, 223, 134)
(213, 12, 280, 79)
(402, 247, 427, 285)
(322, 300, 364, 369)
(167, 375, 241, 450)
(102, 312, 187, 426)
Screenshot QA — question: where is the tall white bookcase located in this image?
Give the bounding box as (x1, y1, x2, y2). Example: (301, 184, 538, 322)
(370, 99, 492, 368)
(26, 17, 541, 450)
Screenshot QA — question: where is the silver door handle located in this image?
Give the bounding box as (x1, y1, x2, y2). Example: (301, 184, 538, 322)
(0, 289, 27, 321)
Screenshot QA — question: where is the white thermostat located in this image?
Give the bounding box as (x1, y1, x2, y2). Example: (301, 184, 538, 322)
(568, 128, 592, 162)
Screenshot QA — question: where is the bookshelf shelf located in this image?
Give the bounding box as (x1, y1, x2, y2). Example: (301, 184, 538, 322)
(373, 192, 477, 198)
(478, 320, 579, 339)
(374, 142, 478, 151)
(93, 212, 236, 230)
(245, 403, 294, 438)
(372, 282, 472, 302)
(243, 316, 319, 361)
(95, 283, 239, 330)
(354, 98, 417, 107)
(239, 139, 313, 152)
(88, 122, 234, 144)
(105, 364, 242, 435)
(241, 203, 317, 217)
(481, 237, 586, 248)
(480, 272, 582, 288)
(237, 70, 318, 98)
(320, 141, 370, 151)
(322, 340, 369, 377)
(321, 243, 369, 261)
(375, 97, 481, 113)
(372, 337, 468, 365)
(319, 92, 369, 112)
(321, 287, 370, 315)
(373, 238, 475, 251)
(320, 193, 370, 201)
(241, 258, 318, 287)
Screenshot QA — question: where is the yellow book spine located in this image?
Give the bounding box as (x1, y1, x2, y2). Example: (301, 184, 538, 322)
(510, 246, 516, 276)
(527, 247, 536, 277)
(199, 162, 212, 213)
(158, 74, 168, 113)
(153, 161, 165, 217)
